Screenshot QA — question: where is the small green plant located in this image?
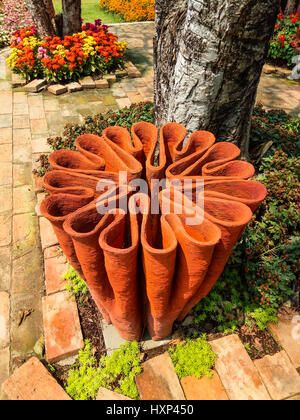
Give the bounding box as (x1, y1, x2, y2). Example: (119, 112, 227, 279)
(64, 266, 88, 298)
(244, 342, 251, 354)
(66, 340, 142, 400)
(47, 364, 55, 373)
(169, 335, 217, 379)
(246, 308, 278, 331)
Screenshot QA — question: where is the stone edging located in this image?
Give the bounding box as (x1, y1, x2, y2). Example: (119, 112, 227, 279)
(12, 61, 142, 95)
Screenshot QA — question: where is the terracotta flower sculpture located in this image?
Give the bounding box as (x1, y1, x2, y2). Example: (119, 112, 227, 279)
(40, 122, 267, 341)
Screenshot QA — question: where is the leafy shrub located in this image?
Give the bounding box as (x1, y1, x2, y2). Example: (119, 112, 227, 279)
(0, 0, 32, 49)
(64, 266, 88, 298)
(268, 10, 300, 66)
(66, 340, 142, 400)
(169, 336, 217, 379)
(7, 22, 126, 82)
(100, 0, 155, 22)
(193, 267, 250, 333)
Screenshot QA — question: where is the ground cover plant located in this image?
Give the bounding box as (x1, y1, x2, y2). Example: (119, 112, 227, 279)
(99, 0, 155, 22)
(6, 21, 126, 82)
(66, 340, 142, 400)
(268, 9, 300, 66)
(64, 266, 88, 298)
(169, 336, 217, 379)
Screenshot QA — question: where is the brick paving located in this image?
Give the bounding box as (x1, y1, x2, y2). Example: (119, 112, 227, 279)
(0, 22, 299, 400)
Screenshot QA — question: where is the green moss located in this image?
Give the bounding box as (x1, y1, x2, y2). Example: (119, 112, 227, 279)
(65, 340, 142, 400)
(169, 335, 217, 379)
(64, 266, 88, 297)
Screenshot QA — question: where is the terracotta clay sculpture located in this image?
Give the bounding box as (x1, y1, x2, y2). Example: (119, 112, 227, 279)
(40, 123, 266, 341)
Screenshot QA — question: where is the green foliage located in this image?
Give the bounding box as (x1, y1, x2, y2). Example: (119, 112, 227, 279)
(64, 266, 88, 298)
(268, 11, 300, 67)
(193, 267, 250, 333)
(251, 105, 300, 158)
(66, 340, 142, 400)
(239, 150, 299, 308)
(169, 336, 217, 379)
(246, 308, 278, 331)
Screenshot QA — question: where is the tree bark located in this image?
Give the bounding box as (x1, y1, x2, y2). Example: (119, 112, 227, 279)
(62, 0, 82, 36)
(25, 0, 55, 37)
(43, 0, 55, 20)
(284, 0, 300, 13)
(154, 0, 281, 156)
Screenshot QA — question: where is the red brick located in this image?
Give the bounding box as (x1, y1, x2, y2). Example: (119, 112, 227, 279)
(97, 387, 132, 400)
(210, 334, 271, 400)
(180, 372, 229, 400)
(44, 247, 68, 295)
(254, 351, 300, 400)
(39, 217, 58, 250)
(43, 291, 83, 363)
(2, 357, 71, 400)
(269, 318, 300, 369)
(135, 352, 185, 400)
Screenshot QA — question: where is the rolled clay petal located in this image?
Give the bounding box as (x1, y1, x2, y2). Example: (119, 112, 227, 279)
(202, 160, 255, 179)
(180, 142, 241, 177)
(178, 197, 253, 319)
(63, 187, 132, 328)
(102, 126, 142, 160)
(204, 179, 267, 212)
(99, 208, 142, 341)
(40, 193, 93, 278)
(141, 208, 178, 340)
(147, 213, 221, 340)
(131, 121, 158, 169)
(48, 149, 106, 177)
(75, 134, 143, 182)
(43, 170, 100, 195)
(166, 141, 240, 179)
(173, 130, 215, 162)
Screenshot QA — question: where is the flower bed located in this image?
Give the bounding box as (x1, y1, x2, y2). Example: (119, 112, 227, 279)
(0, 0, 32, 49)
(6, 20, 126, 83)
(99, 0, 154, 22)
(268, 10, 300, 67)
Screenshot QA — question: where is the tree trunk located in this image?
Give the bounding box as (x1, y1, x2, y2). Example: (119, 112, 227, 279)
(62, 0, 82, 36)
(284, 0, 299, 13)
(154, 0, 281, 156)
(43, 0, 55, 20)
(25, 0, 55, 37)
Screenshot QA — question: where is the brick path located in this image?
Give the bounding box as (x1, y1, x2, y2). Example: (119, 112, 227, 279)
(0, 22, 299, 400)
